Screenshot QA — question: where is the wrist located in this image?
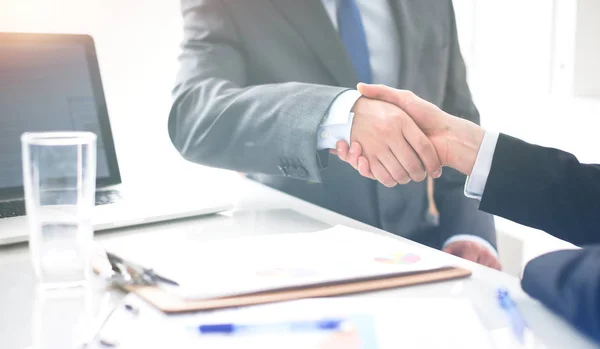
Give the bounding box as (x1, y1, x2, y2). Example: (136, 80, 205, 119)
(444, 118, 485, 175)
(349, 96, 366, 142)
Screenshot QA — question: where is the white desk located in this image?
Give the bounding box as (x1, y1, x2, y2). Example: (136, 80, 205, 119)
(0, 176, 596, 348)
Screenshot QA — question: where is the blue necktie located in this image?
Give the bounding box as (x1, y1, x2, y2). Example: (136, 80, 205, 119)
(337, 0, 372, 84)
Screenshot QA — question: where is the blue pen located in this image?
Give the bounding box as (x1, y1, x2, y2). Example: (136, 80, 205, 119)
(497, 288, 528, 343)
(196, 318, 346, 335)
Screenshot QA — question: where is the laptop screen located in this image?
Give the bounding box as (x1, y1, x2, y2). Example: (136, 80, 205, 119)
(0, 34, 120, 197)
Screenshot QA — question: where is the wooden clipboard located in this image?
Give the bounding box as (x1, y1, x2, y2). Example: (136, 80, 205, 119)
(94, 254, 471, 313)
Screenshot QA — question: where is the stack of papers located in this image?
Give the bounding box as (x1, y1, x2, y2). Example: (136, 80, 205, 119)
(102, 226, 450, 300)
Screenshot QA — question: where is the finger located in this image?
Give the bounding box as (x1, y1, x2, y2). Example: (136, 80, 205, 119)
(444, 243, 478, 262)
(330, 149, 338, 155)
(357, 83, 414, 111)
(378, 151, 411, 184)
(357, 156, 377, 180)
(478, 253, 502, 271)
(460, 248, 480, 263)
(442, 246, 457, 256)
(347, 142, 363, 169)
(402, 119, 442, 178)
(335, 140, 350, 162)
(443, 245, 460, 255)
(389, 137, 426, 182)
(487, 258, 502, 271)
(370, 158, 397, 188)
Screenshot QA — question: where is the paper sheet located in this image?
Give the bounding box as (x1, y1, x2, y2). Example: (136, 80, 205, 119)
(97, 295, 495, 349)
(102, 226, 449, 300)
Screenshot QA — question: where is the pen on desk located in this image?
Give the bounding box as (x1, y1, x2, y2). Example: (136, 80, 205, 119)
(194, 318, 346, 335)
(497, 288, 528, 344)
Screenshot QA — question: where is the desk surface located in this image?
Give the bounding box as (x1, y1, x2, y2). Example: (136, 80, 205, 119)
(0, 176, 596, 348)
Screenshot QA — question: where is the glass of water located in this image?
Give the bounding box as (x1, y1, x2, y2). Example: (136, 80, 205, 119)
(22, 132, 97, 289)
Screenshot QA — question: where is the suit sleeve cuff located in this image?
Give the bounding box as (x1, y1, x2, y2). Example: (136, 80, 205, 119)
(443, 234, 499, 258)
(316, 90, 362, 150)
(464, 131, 500, 200)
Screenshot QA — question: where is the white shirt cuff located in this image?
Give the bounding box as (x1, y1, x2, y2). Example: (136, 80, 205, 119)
(317, 90, 362, 150)
(464, 131, 500, 200)
(443, 234, 499, 258)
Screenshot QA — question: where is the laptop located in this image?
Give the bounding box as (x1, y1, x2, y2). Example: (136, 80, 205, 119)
(0, 33, 232, 245)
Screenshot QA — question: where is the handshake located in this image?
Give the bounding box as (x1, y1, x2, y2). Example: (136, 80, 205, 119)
(332, 83, 486, 187)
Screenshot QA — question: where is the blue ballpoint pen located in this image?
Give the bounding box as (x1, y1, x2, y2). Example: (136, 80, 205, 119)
(498, 288, 528, 344)
(196, 318, 346, 335)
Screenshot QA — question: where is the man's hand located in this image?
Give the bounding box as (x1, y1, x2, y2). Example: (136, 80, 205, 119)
(358, 84, 485, 175)
(443, 240, 502, 270)
(335, 84, 487, 179)
(334, 97, 442, 187)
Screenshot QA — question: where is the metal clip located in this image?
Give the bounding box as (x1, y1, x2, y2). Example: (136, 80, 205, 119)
(106, 252, 179, 287)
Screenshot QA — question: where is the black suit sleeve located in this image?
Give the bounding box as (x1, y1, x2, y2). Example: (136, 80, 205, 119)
(434, 1, 496, 247)
(522, 248, 600, 342)
(480, 134, 600, 246)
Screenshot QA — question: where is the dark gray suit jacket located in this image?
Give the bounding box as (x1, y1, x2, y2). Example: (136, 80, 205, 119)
(168, 0, 496, 248)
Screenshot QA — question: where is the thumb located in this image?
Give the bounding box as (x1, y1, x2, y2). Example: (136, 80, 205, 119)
(357, 83, 413, 110)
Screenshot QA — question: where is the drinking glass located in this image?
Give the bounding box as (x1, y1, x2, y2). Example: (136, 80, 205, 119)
(22, 132, 97, 288)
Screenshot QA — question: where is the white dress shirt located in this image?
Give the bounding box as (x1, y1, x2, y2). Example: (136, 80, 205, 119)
(464, 132, 500, 200)
(315, 0, 498, 256)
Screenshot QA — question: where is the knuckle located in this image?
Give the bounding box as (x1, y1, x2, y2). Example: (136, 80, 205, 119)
(390, 168, 409, 184)
(381, 173, 393, 184)
(406, 162, 424, 176)
(400, 90, 417, 109)
(390, 170, 405, 183)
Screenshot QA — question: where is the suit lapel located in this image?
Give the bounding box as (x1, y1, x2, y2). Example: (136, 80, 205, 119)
(269, 0, 358, 88)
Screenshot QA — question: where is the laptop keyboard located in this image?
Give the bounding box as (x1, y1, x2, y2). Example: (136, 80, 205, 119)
(94, 190, 122, 206)
(0, 190, 122, 219)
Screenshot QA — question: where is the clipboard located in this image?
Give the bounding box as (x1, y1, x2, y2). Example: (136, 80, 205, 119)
(93, 253, 471, 313)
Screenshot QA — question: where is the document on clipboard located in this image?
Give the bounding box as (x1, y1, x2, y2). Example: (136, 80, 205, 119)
(95, 226, 471, 313)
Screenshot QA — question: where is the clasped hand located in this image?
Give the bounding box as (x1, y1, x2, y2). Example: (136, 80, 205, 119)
(334, 85, 500, 270)
(332, 91, 442, 188)
(333, 83, 485, 183)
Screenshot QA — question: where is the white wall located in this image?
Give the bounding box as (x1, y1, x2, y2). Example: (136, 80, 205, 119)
(453, 0, 600, 163)
(574, 0, 600, 97)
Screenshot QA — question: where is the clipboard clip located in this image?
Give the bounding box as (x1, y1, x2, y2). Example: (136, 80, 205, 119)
(106, 252, 179, 287)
